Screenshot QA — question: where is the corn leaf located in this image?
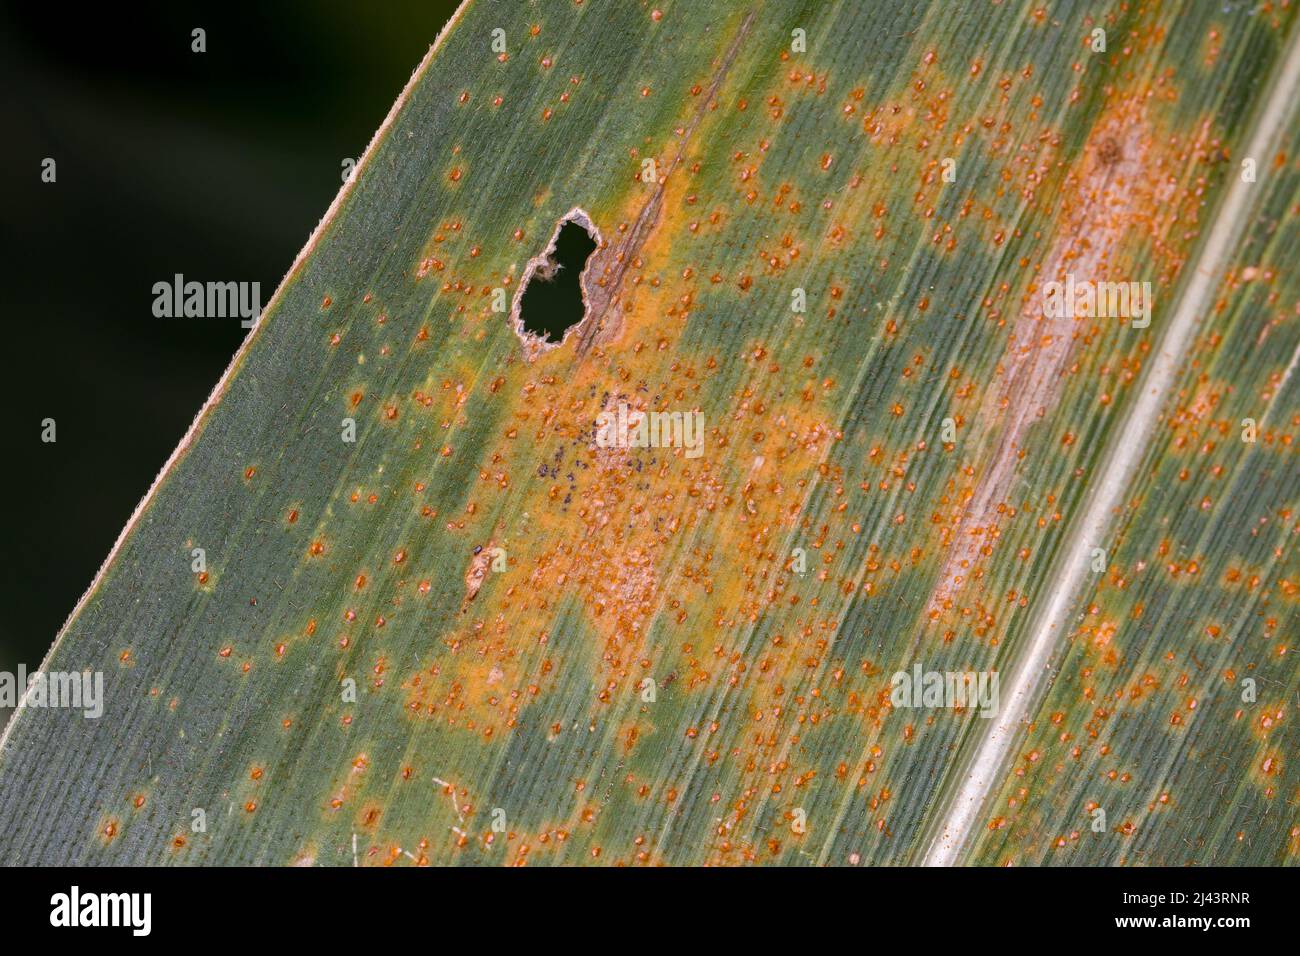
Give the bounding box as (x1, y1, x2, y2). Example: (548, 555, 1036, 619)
(2, 0, 1298, 866)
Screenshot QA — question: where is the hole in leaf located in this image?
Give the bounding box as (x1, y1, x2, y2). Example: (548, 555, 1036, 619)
(518, 215, 598, 343)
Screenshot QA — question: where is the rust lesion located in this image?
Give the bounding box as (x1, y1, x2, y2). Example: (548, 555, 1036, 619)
(568, 11, 758, 360)
(462, 542, 496, 606)
(927, 97, 1176, 614)
(1097, 136, 1123, 166)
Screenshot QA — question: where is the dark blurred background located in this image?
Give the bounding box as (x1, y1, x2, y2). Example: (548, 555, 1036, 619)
(0, 0, 461, 725)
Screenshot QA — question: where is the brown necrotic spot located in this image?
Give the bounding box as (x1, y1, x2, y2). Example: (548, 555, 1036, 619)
(1098, 137, 1123, 166)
